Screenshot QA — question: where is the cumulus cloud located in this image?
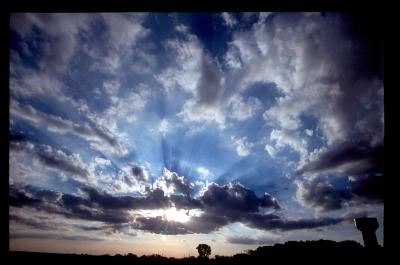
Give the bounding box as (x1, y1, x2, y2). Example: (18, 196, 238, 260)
(155, 168, 194, 197)
(222, 13, 383, 170)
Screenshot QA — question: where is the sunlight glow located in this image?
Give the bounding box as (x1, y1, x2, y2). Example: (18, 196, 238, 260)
(163, 207, 190, 223)
(135, 207, 203, 223)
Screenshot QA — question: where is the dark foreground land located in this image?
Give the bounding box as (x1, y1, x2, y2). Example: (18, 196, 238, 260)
(9, 240, 385, 265)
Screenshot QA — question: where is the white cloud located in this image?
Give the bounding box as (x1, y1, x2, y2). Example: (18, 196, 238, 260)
(155, 36, 203, 95)
(83, 13, 150, 75)
(269, 129, 308, 166)
(228, 96, 262, 121)
(84, 83, 152, 141)
(265, 144, 277, 157)
(222, 12, 237, 28)
(197, 167, 211, 178)
(177, 99, 227, 129)
(231, 136, 254, 157)
(94, 157, 112, 167)
(158, 119, 169, 135)
(305, 129, 314, 137)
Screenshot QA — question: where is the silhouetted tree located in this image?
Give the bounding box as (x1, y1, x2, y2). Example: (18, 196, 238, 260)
(196, 244, 211, 258)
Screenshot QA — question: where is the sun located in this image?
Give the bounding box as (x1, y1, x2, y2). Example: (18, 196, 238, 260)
(163, 207, 190, 223)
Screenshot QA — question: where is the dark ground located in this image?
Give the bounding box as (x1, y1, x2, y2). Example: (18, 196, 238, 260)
(8, 240, 385, 265)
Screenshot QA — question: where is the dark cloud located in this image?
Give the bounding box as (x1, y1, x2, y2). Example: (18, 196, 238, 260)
(164, 170, 193, 196)
(131, 164, 148, 182)
(10, 232, 103, 241)
(241, 213, 343, 231)
(349, 174, 383, 202)
(296, 140, 384, 211)
(60, 193, 131, 224)
(297, 141, 383, 176)
(9, 186, 42, 208)
(170, 194, 203, 209)
(226, 236, 278, 245)
(201, 183, 281, 212)
(9, 182, 343, 235)
(297, 173, 383, 211)
(35, 145, 90, 180)
(10, 214, 57, 231)
(297, 176, 352, 211)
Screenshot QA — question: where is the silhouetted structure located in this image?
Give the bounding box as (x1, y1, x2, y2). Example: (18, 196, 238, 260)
(354, 217, 379, 247)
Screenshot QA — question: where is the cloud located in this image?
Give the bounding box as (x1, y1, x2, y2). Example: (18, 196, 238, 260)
(295, 173, 383, 212)
(297, 141, 383, 177)
(10, 100, 127, 156)
(197, 167, 211, 177)
(83, 13, 150, 75)
(295, 176, 352, 211)
(10, 138, 91, 181)
(130, 164, 149, 182)
(231, 136, 254, 157)
(160, 168, 194, 197)
(242, 213, 343, 231)
(10, 179, 345, 235)
(269, 129, 309, 165)
(155, 35, 203, 95)
(201, 183, 281, 212)
(222, 13, 237, 28)
(10, 232, 103, 241)
(294, 140, 383, 210)
(10, 213, 59, 231)
(222, 13, 383, 167)
(158, 119, 169, 135)
(10, 13, 90, 73)
(348, 174, 383, 202)
(227, 235, 279, 245)
(228, 96, 262, 121)
(265, 144, 277, 157)
(10, 68, 64, 99)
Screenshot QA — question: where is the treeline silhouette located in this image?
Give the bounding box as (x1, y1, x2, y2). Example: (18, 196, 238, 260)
(9, 240, 383, 265)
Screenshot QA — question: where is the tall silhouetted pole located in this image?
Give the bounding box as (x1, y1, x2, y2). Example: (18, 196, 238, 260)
(354, 217, 379, 247)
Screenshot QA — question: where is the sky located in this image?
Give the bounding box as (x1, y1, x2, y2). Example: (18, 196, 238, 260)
(9, 12, 384, 257)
